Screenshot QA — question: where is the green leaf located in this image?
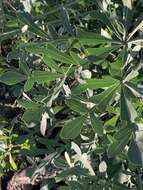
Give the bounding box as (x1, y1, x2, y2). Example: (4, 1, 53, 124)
(87, 45, 120, 58)
(32, 71, 63, 84)
(110, 56, 122, 78)
(86, 77, 118, 89)
(125, 82, 143, 98)
(58, 186, 69, 190)
(19, 61, 30, 76)
(90, 10, 122, 40)
(26, 44, 74, 65)
(66, 98, 89, 114)
(91, 83, 120, 112)
(128, 21, 143, 40)
(70, 52, 87, 65)
(76, 28, 112, 45)
(17, 11, 48, 39)
(17, 99, 40, 110)
(0, 29, 21, 43)
(0, 71, 27, 85)
(120, 86, 137, 122)
(108, 127, 131, 158)
(123, 68, 139, 82)
(60, 116, 86, 139)
(113, 183, 132, 190)
(9, 154, 17, 170)
(72, 76, 118, 95)
(128, 131, 143, 165)
(22, 106, 43, 124)
(104, 115, 119, 132)
(90, 113, 103, 135)
(59, 6, 73, 35)
(122, 0, 134, 32)
(43, 56, 62, 72)
(24, 76, 35, 92)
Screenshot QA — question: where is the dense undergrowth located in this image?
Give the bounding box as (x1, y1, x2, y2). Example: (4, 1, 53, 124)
(0, 0, 143, 189)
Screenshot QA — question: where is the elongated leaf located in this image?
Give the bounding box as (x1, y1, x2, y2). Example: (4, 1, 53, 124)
(98, 84, 119, 111)
(70, 52, 87, 65)
(123, 69, 139, 82)
(24, 76, 35, 92)
(43, 56, 62, 72)
(9, 154, 17, 170)
(26, 44, 74, 65)
(19, 61, 30, 76)
(76, 28, 112, 45)
(90, 10, 122, 40)
(66, 98, 89, 114)
(59, 6, 73, 35)
(0, 71, 27, 85)
(122, 0, 134, 31)
(113, 183, 132, 190)
(128, 131, 143, 165)
(125, 82, 143, 98)
(104, 115, 119, 132)
(87, 45, 120, 58)
(17, 11, 48, 39)
(114, 126, 130, 140)
(91, 83, 119, 112)
(60, 116, 86, 139)
(110, 57, 122, 78)
(0, 29, 21, 42)
(72, 76, 118, 95)
(86, 77, 118, 89)
(45, 44, 74, 65)
(40, 112, 48, 136)
(17, 99, 40, 110)
(90, 113, 103, 135)
(32, 71, 63, 84)
(128, 21, 143, 40)
(71, 84, 89, 95)
(120, 86, 137, 122)
(108, 127, 131, 157)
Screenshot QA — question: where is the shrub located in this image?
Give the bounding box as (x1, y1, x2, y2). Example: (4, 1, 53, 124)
(0, 0, 143, 189)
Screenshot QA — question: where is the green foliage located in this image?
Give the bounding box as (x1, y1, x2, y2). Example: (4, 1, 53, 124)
(0, 0, 143, 189)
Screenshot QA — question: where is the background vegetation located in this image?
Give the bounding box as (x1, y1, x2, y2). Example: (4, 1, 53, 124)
(0, 0, 143, 189)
